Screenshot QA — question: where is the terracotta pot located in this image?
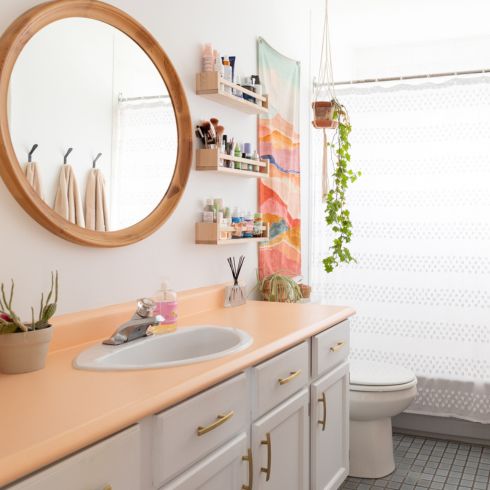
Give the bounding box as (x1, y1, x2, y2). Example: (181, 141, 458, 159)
(0, 326, 53, 374)
(300, 284, 312, 299)
(312, 101, 339, 129)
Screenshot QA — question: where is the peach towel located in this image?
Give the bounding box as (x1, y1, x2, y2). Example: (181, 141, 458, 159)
(85, 168, 109, 231)
(24, 162, 44, 201)
(54, 165, 85, 227)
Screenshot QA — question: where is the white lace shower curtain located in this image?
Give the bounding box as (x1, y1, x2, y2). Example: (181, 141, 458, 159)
(310, 76, 490, 423)
(112, 97, 177, 230)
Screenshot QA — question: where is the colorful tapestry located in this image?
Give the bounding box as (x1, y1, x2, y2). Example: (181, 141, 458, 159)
(258, 37, 301, 278)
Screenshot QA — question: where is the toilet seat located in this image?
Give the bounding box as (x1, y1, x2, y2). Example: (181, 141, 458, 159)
(350, 360, 417, 392)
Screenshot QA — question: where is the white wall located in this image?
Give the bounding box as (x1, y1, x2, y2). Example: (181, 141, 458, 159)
(0, 0, 317, 317)
(328, 0, 490, 81)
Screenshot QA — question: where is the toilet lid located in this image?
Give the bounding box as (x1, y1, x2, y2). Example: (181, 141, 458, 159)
(350, 360, 416, 387)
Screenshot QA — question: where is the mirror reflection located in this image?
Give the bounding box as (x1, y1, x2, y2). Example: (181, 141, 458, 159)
(8, 17, 178, 231)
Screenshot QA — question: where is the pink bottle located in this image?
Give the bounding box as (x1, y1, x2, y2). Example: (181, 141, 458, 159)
(156, 281, 178, 325)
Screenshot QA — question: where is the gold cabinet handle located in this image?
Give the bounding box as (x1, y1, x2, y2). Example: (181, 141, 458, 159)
(278, 369, 302, 385)
(102, 486, 112, 490)
(318, 392, 327, 431)
(261, 432, 272, 481)
(197, 410, 234, 436)
(330, 341, 346, 353)
(242, 448, 253, 490)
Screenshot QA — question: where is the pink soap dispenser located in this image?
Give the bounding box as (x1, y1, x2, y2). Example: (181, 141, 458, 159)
(156, 280, 178, 327)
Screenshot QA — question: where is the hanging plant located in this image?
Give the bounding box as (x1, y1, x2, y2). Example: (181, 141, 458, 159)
(312, 0, 361, 273)
(323, 104, 361, 273)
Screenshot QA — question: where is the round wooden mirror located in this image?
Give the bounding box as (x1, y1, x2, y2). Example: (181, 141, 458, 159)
(0, 0, 192, 247)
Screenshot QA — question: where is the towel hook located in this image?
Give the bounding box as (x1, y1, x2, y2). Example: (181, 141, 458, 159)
(28, 144, 38, 163)
(92, 152, 102, 169)
(63, 147, 73, 165)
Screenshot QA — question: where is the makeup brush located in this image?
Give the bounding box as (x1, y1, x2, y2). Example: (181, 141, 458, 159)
(216, 125, 224, 149)
(210, 117, 219, 134)
(195, 126, 205, 145)
(200, 121, 212, 148)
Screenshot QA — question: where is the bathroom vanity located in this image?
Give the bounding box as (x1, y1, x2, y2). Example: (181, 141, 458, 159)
(0, 286, 354, 490)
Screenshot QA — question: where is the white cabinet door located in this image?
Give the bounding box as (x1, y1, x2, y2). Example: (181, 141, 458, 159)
(160, 433, 251, 490)
(252, 389, 309, 490)
(6, 426, 141, 490)
(310, 362, 349, 490)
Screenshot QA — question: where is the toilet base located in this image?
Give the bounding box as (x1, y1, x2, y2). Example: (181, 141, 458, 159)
(349, 417, 395, 479)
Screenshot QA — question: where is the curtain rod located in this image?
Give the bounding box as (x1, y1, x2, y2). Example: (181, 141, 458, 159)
(118, 94, 170, 102)
(314, 68, 490, 87)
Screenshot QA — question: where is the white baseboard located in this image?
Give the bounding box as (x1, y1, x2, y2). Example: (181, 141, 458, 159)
(393, 413, 490, 446)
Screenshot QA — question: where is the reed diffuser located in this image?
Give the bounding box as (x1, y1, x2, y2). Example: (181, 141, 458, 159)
(225, 255, 246, 307)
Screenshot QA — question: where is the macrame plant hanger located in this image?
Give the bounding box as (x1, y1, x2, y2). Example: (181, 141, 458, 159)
(312, 0, 340, 201)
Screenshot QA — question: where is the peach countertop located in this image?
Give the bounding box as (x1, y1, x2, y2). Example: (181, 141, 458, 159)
(0, 285, 354, 487)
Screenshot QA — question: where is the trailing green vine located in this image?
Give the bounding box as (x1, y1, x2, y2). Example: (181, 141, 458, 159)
(323, 104, 361, 273)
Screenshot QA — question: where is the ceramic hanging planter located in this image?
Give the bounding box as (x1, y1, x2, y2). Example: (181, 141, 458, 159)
(312, 100, 339, 129)
(0, 325, 53, 374)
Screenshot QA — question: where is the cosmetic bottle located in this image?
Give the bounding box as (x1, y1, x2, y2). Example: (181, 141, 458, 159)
(153, 281, 178, 331)
(214, 198, 223, 212)
(202, 43, 214, 72)
(243, 143, 252, 159)
(234, 143, 242, 169)
(202, 198, 214, 223)
(251, 75, 263, 104)
(242, 76, 254, 102)
(241, 153, 249, 170)
(214, 50, 224, 77)
(253, 213, 263, 237)
(222, 57, 233, 93)
(231, 208, 243, 238)
(224, 207, 232, 239)
(243, 212, 254, 238)
(229, 56, 236, 83)
(252, 149, 260, 172)
(233, 72, 243, 97)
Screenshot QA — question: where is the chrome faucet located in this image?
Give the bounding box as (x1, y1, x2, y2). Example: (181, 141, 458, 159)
(103, 298, 163, 346)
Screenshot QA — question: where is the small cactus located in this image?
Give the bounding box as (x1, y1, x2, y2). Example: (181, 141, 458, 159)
(0, 271, 59, 334)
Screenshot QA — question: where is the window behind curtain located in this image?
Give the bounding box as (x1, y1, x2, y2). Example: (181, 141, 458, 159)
(309, 77, 490, 423)
(112, 98, 177, 230)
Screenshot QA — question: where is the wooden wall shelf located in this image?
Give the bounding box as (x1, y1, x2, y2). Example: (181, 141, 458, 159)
(195, 222, 269, 245)
(196, 148, 269, 178)
(196, 72, 269, 115)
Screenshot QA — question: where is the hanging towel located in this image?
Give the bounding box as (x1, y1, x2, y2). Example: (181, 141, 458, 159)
(85, 168, 109, 231)
(54, 164, 85, 227)
(24, 162, 44, 201)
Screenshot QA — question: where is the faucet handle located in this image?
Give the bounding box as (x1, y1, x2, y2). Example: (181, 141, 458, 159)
(136, 298, 156, 318)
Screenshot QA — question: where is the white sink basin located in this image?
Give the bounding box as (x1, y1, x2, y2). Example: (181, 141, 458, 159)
(73, 325, 253, 371)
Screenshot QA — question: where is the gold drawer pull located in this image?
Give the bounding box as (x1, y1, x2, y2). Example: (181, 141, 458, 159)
(330, 341, 346, 353)
(242, 448, 254, 490)
(278, 369, 302, 385)
(197, 410, 234, 436)
(102, 486, 112, 490)
(318, 392, 327, 431)
(261, 432, 272, 481)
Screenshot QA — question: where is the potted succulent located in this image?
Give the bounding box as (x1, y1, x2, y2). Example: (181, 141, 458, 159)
(0, 271, 58, 374)
(257, 272, 303, 303)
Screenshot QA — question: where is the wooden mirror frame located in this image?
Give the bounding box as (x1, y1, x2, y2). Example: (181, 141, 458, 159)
(0, 0, 192, 247)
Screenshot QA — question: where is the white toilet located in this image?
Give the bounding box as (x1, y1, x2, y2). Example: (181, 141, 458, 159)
(349, 360, 417, 479)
